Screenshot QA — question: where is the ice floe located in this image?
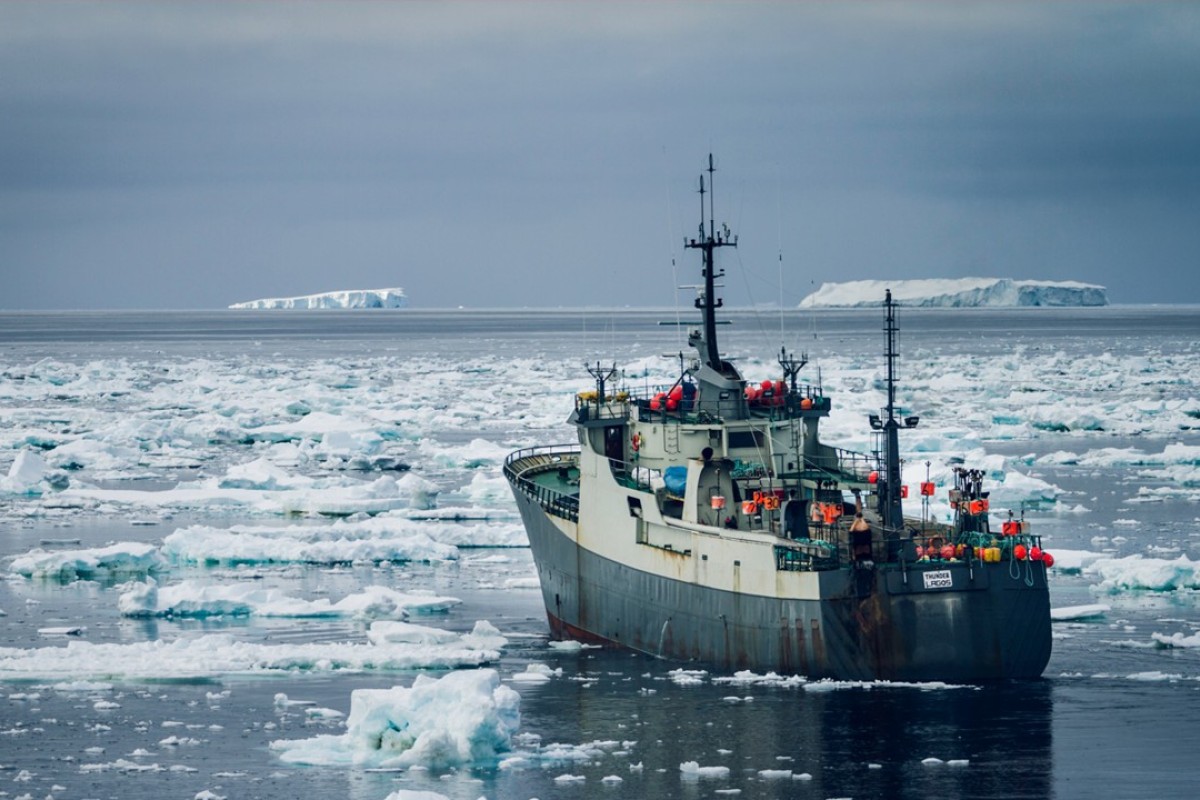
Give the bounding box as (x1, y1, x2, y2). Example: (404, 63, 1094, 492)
(1051, 604, 1111, 621)
(270, 668, 519, 769)
(1086, 555, 1200, 593)
(9, 542, 167, 580)
(0, 622, 505, 681)
(117, 579, 461, 619)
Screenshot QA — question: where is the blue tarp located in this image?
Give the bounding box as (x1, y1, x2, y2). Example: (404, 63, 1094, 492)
(663, 466, 688, 496)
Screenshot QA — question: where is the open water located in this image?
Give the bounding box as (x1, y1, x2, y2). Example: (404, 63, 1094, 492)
(2, 307, 1199, 799)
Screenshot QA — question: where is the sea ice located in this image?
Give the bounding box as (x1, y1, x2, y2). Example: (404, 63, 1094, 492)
(1087, 554, 1200, 593)
(160, 521, 458, 566)
(118, 579, 460, 619)
(10, 541, 166, 580)
(1051, 604, 1111, 621)
(0, 626, 503, 681)
(679, 761, 731, 778)
(270, 668, 519, 769)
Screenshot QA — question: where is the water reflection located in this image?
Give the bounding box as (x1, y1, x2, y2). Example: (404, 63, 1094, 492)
(484, 650, 1054, 800)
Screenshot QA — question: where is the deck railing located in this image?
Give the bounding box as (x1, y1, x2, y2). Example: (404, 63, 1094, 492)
(503, 444, 582, 522)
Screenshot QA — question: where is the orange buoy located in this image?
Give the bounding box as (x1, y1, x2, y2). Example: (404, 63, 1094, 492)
(800, 397, 813, 410)
(711, 496, 726, 510)
(742, 500, 758, 515)
(920, 481, 935, 496)
(940, 545, 955, 560)
(900, 485, 909, 499)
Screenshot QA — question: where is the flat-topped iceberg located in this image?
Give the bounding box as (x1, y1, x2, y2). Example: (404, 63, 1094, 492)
(799, 278, 1108, 308)
(230, 288, 408, 309)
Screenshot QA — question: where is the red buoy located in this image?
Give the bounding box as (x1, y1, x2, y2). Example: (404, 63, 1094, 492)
(1042, 552, 1055, 568)
(940, 545, 955, 560)
(1014, 544, 1028, 560)
(868, 471, 879, 484)
(1030, 546, 1043, 561)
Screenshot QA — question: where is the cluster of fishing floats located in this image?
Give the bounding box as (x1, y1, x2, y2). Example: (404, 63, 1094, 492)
(645, 379, 825, 412)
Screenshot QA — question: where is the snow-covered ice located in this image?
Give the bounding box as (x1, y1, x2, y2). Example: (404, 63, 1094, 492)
(799, 278, 1107, 308)
(270, 668, 519, 769)
(117, 579, 462, 619)
(229, 287, 408, 309)
(0, 623, 505, 681)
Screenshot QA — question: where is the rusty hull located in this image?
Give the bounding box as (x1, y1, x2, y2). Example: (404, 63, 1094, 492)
(513, 490, 1052, 682)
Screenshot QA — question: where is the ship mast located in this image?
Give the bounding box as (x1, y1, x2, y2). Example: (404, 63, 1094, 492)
(878, 289, 918, 533)
(685, 154, 736, 371)
(683, 155, 745, 419)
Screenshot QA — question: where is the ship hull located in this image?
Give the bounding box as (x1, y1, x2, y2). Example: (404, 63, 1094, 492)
(513, 490, 1051, 682)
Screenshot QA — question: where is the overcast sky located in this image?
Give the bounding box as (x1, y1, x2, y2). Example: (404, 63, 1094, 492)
(2, 2, 1198, 309)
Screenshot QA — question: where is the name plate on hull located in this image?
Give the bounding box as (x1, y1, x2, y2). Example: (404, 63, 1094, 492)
(922, 569, 954, 590)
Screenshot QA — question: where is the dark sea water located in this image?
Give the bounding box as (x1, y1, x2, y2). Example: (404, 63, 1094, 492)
(2, 307, 1199, 800)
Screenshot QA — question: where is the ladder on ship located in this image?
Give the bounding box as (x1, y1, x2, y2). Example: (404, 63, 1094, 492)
(664, 422, 680, 454)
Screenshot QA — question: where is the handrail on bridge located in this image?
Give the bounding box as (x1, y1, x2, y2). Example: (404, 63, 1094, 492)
(504, 445, 582, 522)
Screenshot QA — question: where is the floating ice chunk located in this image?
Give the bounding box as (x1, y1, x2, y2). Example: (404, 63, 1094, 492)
(396, 473, 440, 511)
(758, 769, 792, 779)
(1125, 671, 1182, 681)
(218, 457, 310, 490)
(679, 761, 730, 778)
(503, 577, 540, 589)
(1151, 631, 1200, 649)
(668, 668, 708, 686)
(367, 621, 460, 646)
(554, 774, 586, 783)
(1049, 549, 1107, 574)
(10, 542, 166, 580)
(38, 626, 85, 636)
(948, 759, 970, 767)
(803, 679, 969, 692)
(119, 579, 460, 620)
(421, 438, 511, 469)
(194, 791, 227, 800)
(512, 662, 562, 682)
(271, 668, 519, 769)
(0, 630, 502, 682)
(922, 757, 945, 766)
(382, 791, 451, 800)
(464, 471, 513, 506)
(547, 640, 598, 652)
(1087, 554, 1200, 593)
(161, 523, 457, 566)
(1051, 604, 1111, 621)
(711, 670, 806, 688)
(305, 707, 345, 721)
(0, 449, 61, 495)
(601, 774, 623, 783)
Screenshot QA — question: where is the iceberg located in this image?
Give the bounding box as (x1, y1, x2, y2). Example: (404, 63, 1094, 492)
(229, 288, 408, 310)
(798, 278, 1108, 308)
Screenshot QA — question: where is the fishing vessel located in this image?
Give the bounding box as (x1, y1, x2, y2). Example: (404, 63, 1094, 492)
(504, 156, 1052, 680)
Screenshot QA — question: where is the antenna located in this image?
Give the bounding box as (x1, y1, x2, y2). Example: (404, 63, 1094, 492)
(586, 361, 618, 401)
